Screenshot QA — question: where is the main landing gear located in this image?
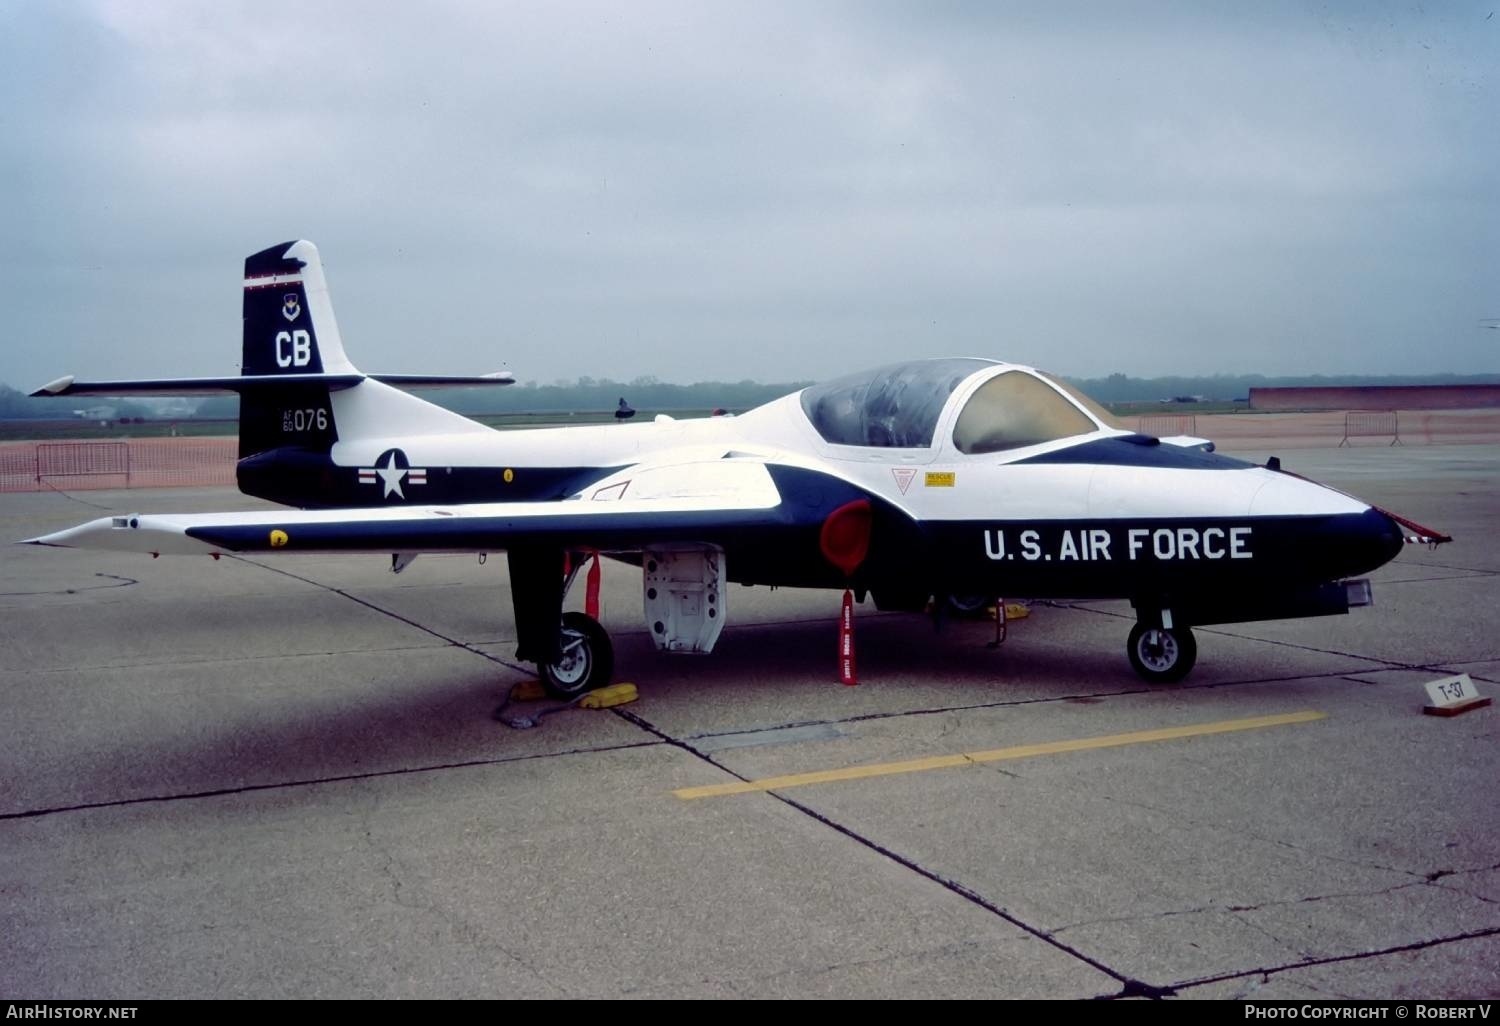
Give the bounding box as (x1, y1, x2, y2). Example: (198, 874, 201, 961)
(540, 611, 614, 700)
(1126, 622, 1197, 684)
(509, 544, 728, 701)
(509, 547, 616, 701)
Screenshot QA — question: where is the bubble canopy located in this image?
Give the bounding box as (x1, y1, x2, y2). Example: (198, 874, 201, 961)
(798, 359, 994, 448)
(798, 358, 1112, 452)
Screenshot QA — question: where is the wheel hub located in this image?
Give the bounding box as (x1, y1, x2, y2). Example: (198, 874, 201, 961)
(550, 629, 589, 684)
(1138, 629, 1178, 671)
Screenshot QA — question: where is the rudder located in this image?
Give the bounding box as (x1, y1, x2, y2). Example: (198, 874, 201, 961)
(242, 240, 356, 377)
(238, 240, 353, 459)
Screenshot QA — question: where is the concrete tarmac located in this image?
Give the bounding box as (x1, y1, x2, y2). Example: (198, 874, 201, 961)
(1, 445, 1496, 999)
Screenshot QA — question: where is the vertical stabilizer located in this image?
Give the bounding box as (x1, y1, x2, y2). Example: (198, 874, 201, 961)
(242, 240, 356, 376)
(237, 241, 351, 458)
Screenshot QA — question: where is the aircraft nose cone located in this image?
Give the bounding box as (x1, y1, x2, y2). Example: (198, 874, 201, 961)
(1342, 507, 1405, 577)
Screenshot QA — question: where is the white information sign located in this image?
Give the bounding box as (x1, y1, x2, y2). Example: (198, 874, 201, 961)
(1422, 673, 1489, 717)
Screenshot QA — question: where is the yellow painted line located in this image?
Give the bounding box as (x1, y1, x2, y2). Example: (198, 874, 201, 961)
(673, 710, 1327, 800)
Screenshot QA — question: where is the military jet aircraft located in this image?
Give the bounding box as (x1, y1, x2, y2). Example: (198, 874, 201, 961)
(27, 241, 1449, 696)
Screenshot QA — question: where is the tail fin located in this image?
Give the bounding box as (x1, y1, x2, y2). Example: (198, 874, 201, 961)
(237, 241, 350, 459)
(241, 240, 356, 377)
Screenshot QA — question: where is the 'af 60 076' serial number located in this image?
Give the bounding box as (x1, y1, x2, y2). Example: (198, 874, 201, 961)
(282, 408, 329, 432)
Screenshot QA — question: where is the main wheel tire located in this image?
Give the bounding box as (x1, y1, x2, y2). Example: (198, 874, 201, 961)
(943, 593, 993, 619)
(539, 611, 615, 699)
(1127, 623, 1197, 684)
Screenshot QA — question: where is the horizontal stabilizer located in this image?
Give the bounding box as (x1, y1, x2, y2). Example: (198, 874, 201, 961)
(32, 372, 514, 398)
(370, 372, 515, 388)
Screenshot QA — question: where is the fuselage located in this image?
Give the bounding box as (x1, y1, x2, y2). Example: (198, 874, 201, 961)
(235, 359, 1405, 617)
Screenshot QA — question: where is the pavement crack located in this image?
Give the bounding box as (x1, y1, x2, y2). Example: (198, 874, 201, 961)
(1397, 560, 1500, 575)
(227, 556, 532, 675)
(0, 641, 465, 677)
(358, 808, 427, 916)
(1108, 978, 1178, 1000)
(612, 705, 1152, 996)
(1225, 906, 1319, 963)
(1168, 927, 1500, 995)
(930, 712, 963, 747)
(1427, 862, 1500, 906)
(1376, 571, 1499, 585)
(0, 738, 663, 821)
(678, 684, 1170, 739)
(354, 805, 571, 997)
(739, 940, 987, 992)
(1051, 881, 1431, 937)
(0, 571, 138, 597)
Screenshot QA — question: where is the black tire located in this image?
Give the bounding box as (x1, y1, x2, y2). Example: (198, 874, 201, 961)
(1127, 623, 1197, 684)
(943, 593, 993, 619)
(539, 611, 614, 699)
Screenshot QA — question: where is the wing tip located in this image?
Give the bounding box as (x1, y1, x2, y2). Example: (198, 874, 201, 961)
(31, 375, 76, 397)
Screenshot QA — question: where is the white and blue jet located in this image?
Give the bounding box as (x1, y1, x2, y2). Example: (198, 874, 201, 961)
(27, 241, 1448, 695)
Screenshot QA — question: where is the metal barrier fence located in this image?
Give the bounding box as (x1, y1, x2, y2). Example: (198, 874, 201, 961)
(36, 442, 129, 483)
(1339, 411, 1401, 447)
(0, 438, 237, 492)
(1136, 414, 1197, 437)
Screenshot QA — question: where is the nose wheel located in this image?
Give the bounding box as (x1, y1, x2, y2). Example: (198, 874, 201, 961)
(1127, 623, 1196, 684)
(540, 611, 615, 699)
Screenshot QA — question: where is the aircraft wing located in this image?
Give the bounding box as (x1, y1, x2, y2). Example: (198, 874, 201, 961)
(23, 460, 872, 558)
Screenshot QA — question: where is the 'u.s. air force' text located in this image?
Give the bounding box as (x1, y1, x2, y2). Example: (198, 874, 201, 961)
(983, 526, 1252, 562)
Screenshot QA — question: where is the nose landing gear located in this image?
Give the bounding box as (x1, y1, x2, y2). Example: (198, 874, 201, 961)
(1127, 622, 1197, 684)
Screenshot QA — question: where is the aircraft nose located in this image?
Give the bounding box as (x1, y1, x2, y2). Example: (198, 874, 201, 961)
(1250, 470, 1408, 579)
(1277, 505, 1405, 582)
(1314, 507, 1404, 582)
(1337, 507, 1405, 578)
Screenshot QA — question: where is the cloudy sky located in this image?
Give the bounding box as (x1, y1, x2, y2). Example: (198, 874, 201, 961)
(1, 1, 1495, 389)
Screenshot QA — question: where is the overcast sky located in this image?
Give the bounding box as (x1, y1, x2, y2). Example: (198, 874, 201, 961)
(2, 1, 1496, 389)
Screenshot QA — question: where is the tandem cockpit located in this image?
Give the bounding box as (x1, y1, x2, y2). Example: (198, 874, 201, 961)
(797, 358, 1126, 460)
